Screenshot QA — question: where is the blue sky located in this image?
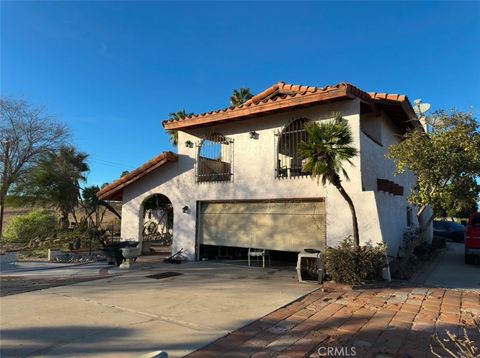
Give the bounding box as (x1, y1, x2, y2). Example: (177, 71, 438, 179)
(2, 1, 479, 187)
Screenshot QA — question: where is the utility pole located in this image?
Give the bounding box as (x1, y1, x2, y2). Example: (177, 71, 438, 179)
(0, 139, 11, 239)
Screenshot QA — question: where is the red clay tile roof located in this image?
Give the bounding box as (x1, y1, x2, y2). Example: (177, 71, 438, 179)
(97, 151, 177, 201)
(162, 82, 419, 131)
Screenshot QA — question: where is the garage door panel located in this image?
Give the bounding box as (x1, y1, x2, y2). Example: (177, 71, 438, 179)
(199, 200, 326, 252)
(296, 214, 325, 249)
(253, 214, 290, 250)
(226, 213, 254, 247)
(202, 213, 228, 246)
(201, 201, 325, 215)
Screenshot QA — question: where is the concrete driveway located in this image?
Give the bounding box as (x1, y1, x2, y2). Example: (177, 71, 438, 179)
(0, 261, 316, 357)
(423, 241, 480, 292)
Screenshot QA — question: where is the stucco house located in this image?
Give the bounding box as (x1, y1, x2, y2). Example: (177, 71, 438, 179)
(97, 81, 431, 263)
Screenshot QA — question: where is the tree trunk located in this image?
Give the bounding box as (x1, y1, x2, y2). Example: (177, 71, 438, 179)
(334, 181, 360, 248)
(0, 195, 5, 239)
(417, 205, 434, 242)
(0, 179, 11, 239)
(99, 208, 107, 227)
(0, 140, 11, 239)
(60, 211, 69, 230)
(72, 210, 79, 225)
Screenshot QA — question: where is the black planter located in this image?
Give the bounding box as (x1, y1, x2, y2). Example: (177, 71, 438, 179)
(100, 241, 139, 266)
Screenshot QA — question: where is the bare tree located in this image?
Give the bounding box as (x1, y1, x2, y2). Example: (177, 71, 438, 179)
(0, 97, 70, 237)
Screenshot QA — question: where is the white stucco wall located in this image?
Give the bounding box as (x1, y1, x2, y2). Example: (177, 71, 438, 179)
(120, 98, 417, 260)
(360, 112, 420, 255)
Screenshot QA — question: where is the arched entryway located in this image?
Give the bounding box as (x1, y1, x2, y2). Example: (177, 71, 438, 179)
(140, 194, 173, 255)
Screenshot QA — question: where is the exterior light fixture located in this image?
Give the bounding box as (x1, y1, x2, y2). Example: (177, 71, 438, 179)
(185, 140, 194, 148)
(182, 206, 189, 213)
(249, 131, 259, 139)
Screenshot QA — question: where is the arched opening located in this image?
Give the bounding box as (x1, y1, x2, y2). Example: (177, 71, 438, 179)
(140, 194, 173, 255)
(276, 118, 311, 178)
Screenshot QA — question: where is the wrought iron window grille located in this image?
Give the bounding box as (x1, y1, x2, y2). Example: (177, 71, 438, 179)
(275, 118, 312, 179)
(196, 133, 234, 183)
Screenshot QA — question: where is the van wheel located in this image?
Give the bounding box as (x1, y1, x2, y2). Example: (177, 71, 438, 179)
(465, 254, 474, 264)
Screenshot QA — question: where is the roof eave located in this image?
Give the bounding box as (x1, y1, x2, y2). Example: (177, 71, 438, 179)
(371, 96, 421, 131)
(163, 87, 353, 131)
(97, 152, 178, 201)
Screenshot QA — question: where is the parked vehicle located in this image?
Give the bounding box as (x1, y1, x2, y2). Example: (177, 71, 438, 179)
(433, 220, 466, 242)
(465, 212, 480, 264)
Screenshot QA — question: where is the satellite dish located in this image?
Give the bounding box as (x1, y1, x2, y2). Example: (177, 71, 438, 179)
(419, 103, 431, 113)
(413, 99, 431, 116)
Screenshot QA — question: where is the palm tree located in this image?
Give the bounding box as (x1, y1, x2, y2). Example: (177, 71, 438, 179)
(299, 115, 360, 248)
(14, 146, 89, 228)
(167, 110, 194, 146)
(81, 185, 120, 232)
(230, 88, 253, 107)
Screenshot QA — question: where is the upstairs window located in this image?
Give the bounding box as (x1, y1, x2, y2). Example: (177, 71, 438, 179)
(276, 118, 311, 178)
(196, 133, 233, 183)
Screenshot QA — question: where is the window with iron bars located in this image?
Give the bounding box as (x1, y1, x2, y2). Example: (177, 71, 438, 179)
(275, 118, 312, 178)
(196, 133, 234, 183)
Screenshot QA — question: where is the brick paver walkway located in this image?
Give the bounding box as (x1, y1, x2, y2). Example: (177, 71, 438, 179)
(187, 286, 480, 358)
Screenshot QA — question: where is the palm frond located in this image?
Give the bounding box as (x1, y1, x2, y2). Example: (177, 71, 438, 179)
(166, 110, 193, 146)
(299, 117, 358, 186)
(168, 110, 193, 120)
(230, 87, 253, 106)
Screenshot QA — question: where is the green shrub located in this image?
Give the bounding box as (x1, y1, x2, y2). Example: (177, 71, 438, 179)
(57, 223, 98, 250)
(399, 227, 424, 258)
(324, 237, 387, 285)
(391, 228, 436, 280)
(3, 209, 57, 245)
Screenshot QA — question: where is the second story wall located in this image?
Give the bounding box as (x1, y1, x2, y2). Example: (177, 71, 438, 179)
(360, 111, 416, 195)
(175, 98, 363, 200)
(360, 110, 419, 255)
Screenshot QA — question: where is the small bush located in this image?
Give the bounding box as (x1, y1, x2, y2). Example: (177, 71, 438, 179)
(324, 237, 387, 285)
(400, 227, 424, 258)
(3, 209, 57, 245)
(391, 227, 439, 280)
(56, 223, 99, 250)
(401, 226, 434, 260)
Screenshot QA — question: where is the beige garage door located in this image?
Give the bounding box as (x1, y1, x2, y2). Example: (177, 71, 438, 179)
(198, 200, 326, 252)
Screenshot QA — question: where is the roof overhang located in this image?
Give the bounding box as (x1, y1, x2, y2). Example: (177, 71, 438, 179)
(97, 151, 177, 201)
(162, 82, 421, 132)
(164, 86, 353, 131)
(369, 93, 421, 132)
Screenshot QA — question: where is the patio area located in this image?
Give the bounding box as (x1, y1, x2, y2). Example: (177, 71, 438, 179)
(188, 286, 480, 358)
